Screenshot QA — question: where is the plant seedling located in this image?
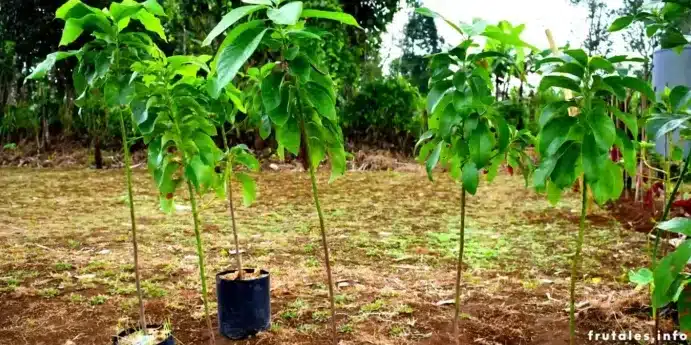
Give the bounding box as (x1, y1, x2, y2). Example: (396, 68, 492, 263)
(535, 49, 652, 344)
(26, 0, 167, 337)
(415, 7, 535, 343)
(131, 53, 224, 344)
(203, 1, 360, 343)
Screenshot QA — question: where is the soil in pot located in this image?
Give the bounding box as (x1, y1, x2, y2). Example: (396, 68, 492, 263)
(216, 268, 271, 340)
(113, 325, 174, 345)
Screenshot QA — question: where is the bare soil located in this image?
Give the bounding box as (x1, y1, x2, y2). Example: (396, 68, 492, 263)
(0, 167, 676, 344)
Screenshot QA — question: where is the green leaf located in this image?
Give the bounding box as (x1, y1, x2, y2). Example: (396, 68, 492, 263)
(660, 30, 688, 50)
(494, 117, 510, 152)
(133, 10, 167, 41)
(235, 172, 257, 206)
(242, 0, 272, 4)
(550, 143, 581, 189)
(426, 141, 443, 181)
(300, 9, 361, 28)
(601, 76, 627, 100)
(538, 117, 577, 156)
(462, 162, 479, 195)
(427, 80, 452, 113)
(564, 49, 588, 66)
(582, 133, 604, 183)
(261, 71, 283, 111)
(554, 62, 585, 79)
(589, 56, 615, 74)
(547, 181, 562, 205)
(670, 86, 691, 112)
(275, 116, 300, 155)
(26, 51, 80, 80)
(211, 20, 266, 72)
(289, 55, 311, 80)
(203, 5, 265, 46)
(213, 27, 268, 98)
(268, 86, 291, 126)
(538, 101, 570, 127)
(60, 14, 114, 46)
(616, 129, 636, 176)
(60, 19, 85, 46)
(56, 0, 99, 20)
(309, 71, 335, 101)
(657, 218, 691, 236)
(628, 268, 653, 288)
(453, 70, 466, 90)
(620, 76, 655, 101)
(648, 114, 691, 140)
(415, 7, 464, 35)
(539, 75, 581, 94)
(533, 158, 557, 190)
(469, 121, 493, 167)
(304, 82, 336, 122)
(653, 240, 691, 308)
(267, 1, 303, 26)
(611, 108, 638, 137)
(588, 109, 616, 151)
(608, 16, 634, 32)
(536, 56, 566, 69)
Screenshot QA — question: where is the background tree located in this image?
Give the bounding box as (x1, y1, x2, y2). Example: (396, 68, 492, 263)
(570, 0, 615, 56)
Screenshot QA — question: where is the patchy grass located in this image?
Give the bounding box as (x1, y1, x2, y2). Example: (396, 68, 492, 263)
(0, 168, 657, 344)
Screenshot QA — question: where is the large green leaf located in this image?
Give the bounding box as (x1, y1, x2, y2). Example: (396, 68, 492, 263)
(587, 109, 616, 151)
(235, 172, 257, 206)
(538, 75, 581, 94)
(268, 86, 291, 126)
(609, 15, 634, 32)
(554, 62, 585, 79)
(427, 80, 452, 113)
(133, 10, 167, 41)
(202, 5, 265, 46)
(304, 82, 336, 122)
(538, 101, 570, 127)
(56, 0, 100, 20)
(629, 268, 653, 288)
(582, 133, 603, 183)
(611, 107, 638, 136)
(564, 49, 588, 66)
(415, 7, 464, 35)
(261, 71, 283, 111)
(616, 129, 636, 176)
(589, 56, 615, 74)
(533, 158, 557, 190)
(26, 51, 80, 80)
(550, 143, 581, 189)
(469, 121, 493, 168)
(60, 14, 114, 46)
(462, 162, 479, 195)
(670, 85, 691, 112)
(289, 55, 311, 80)
(657, 218, 691, 236)
(267, 1, 303, 26)
(653, 240, 691, 308)
(212, 27, 268, 98)
(211, 20, 266, 71)
(620, 76, 655, 101)
(425, 141, 443, 181)
(275, 116, 300, 155)
(679, 287, 691, 332)
(538, 117, 577, 156)
(300, 9, 361, 28)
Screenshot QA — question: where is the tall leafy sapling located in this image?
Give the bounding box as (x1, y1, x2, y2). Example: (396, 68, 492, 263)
(26, 0, 167, 340)
(535, 49, 653, 344)
(203, 1, 360, 343)
(131, 54, 224, 344)
(415, 8, 536, 343)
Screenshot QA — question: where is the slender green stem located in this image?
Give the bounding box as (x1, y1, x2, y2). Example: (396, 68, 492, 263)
(452, 187, 466, 344)
(301, 120, 337, 345)
(651, 149, 691, 337)
(118, 108, 147, 333)
(187, 181, 215, 345)
(652, 150, 691, 265)
(569, 179, 588, 345)
(221, 127, 243, 279)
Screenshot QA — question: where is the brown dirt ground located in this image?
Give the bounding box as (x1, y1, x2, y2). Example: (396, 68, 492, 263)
(0, 167, 677, 345)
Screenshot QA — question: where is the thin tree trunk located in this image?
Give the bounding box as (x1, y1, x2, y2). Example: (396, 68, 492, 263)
(118, 110, 146, 333)
(453, 187, 467, 344)
(186, 181, 216, 345)
(94, 136, 103, 169)
(222, 126, 243, 279)
(302, 120, 337, 345)
(569, 180, 588, 345)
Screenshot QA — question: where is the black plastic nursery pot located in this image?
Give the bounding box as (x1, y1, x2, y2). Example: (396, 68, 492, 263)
(216, 268, 271, 340)
(112, 325, 174, 345)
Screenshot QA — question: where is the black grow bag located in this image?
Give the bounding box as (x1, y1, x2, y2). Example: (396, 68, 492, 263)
(216, 268, 271, 339)
(112, 325, 174, 345)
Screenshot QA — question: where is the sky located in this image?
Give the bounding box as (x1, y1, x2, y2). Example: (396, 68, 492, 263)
(380, 0, 632, 72)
